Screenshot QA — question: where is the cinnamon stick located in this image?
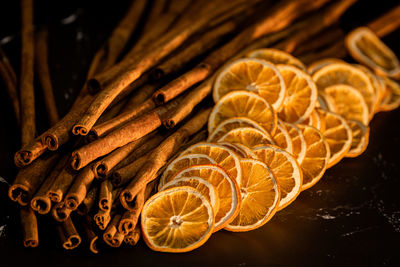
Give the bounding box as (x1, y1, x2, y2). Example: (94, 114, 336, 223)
(14, 136, 47, 167)
(30, 154, 69, 214)
(64, 164, 96, 210)
(103, 214, 124, 248)
(92, 131, 158, 179)
(20, 206, 39, 247)
(99, 180, 113, 211)
(77, 185, 98, 215)
(368, 4, 400, 37)
(111, 154, 149, 188)
(57, 217, 81, 250)
(71, 97, 181, 170)
(35, 29, 59, 126)
(9, 152, 59, 205)
(120, 108, 211, 210)
(47, 159, 77, 203)
(94, 188, 120, 230)
(0, 47, 19, 124)
(20, 0, 35, 147)
(124, 225, 141, 246)
(82, 215, 99, 254)
(52, 201, 73, 222)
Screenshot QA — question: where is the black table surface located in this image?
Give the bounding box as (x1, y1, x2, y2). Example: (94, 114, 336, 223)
(1, 1, 400, 266)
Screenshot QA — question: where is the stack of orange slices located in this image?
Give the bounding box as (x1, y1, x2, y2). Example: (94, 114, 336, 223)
(141, 27, 400, 253)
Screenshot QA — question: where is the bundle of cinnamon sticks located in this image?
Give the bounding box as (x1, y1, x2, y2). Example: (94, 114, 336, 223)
(3, 0, 399, 253)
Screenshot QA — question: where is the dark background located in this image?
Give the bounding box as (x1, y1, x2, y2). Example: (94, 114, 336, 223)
(1, 0, 400, 266)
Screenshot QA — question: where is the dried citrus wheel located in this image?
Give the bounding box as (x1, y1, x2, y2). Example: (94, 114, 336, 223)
(173, 165, 241, 231)
(225, 158, 279, 232)
(233, 143, 257, 159)
(283, 122, 306, 165)
(180, 143, 241, 186)
(159, 154, 217, 190)
(217, 127, 275, 149)
(317, 110, 352, 168)
(297, 125, 330, 190)
(273, 122, 293, 154)
(323, 84, 369, 125)
(378, 77, 400, 111)
(345, 119, 370, 158)
(213, 58, 286, 111)
(312, 62, 376, 117)
(253, 145, 302, 210)
(247, 48, 306, 71)
(160, 177, 218, 214)
(355, 64, 384, 113)
(316, 94, 334, 111)
(220, 142, 248, 158)
(277, 65, 318, 123)
(345, 27, 400, 79)
(302, 109, 325, 132)
(307, 58, 345, 75)
(208, 91, 277, 135)
(141, 186, 214, 253)
(207, 117, 268, 142)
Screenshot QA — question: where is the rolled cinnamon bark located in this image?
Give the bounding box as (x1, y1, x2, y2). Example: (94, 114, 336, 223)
(71, 98, 181, 170)
(30, 154, 69, 214)
(47, 160, 77, 203)
(94, 188, 120, 230)
(52, 201, 73, 222)
(57, 217, 81, 250)
(20, 206, 38, 247)
(20, 0, 35, 147)
(99, 180, 113, 211)
(124, 225, 141, 246)
(120, 108, 211, 210)
(9, 153, 59, 205)
(35, 29, 59, 126)
(92, 131, 155, 178)
(368, 4, 400, 37)
(14, 136, 47, 167)
(0, 47, 20, 124)
(64, 164, 96, 210)
(103, 214, 124, 248)
(77, 185, 98, 215)
(112, 154, 149, 188)
(82, 215, 99, 254)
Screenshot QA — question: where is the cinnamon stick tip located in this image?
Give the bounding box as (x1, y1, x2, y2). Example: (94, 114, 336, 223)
(24, 239, 39, 248)
(152, 92, 166, 105)
(163, 118, 176, 129)
(72, 125, 89, 136)
(70, 153, 81, 170)
(93, 161, 107, 179)
(87, 78, 101, 93)
(89, 236, 99, 254)
(30, 196, 52, 214)
(8, 184, 29, 205)
(42, 134, 58, 150)
(14, 150, 32, 167)
(63, 235, 81, 250)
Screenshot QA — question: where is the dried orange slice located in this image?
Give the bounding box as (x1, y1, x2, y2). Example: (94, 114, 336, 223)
(378, 77, 400, 111)
(297, 125, 330, 190)
(208, 91, 277, 135)
(233, 143, 257, 159)
(159, 154, 217, 190)
(346, 27, 400, 79)
(318, 110, 352, 168)
(173, 165, 241, 231)
(213, 58, 286, 111)
(220, 142, 248, 158)
(247, 48, 306, 71)
(277, 65, 318, 123)
(283, 122, 306, 165)
(253, 145, 302, 210)
(302, 109, 325, 132)
(307, 58, 345, 75)
(273, 121, 293, 154)
(345, 119, 370, 158)
(217, 127, 275, 149)
(355, 64, 384, 113)
(141, 187, 214, 253)
(160, 177, 218, 214)
(181, 143, 241, 186)
(312, 62, 376, 117)
(225, 159, 279, 232)
(207, 117, 268, 142)
(323, 84, 369, 125)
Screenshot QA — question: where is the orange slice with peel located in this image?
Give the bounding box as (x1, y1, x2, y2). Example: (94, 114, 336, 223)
(253, 145, 302, 210)
(355, 64, 384, 114)
(283, 122, 306, 165)
(302, 109, 325, 132)
(317, 109, 352, 168)
(207, 117, 268, 142)
(345, 119, 370, 158)
(247, 48, 306, 71)
(277, 65, 318, 123)
(297, 124, 330, 190)
(173, 165, 241, 231)
(217, 127, 275, 149)
(159, 154, 216, 190)
(378, 77, 400, 112)
(225, 159, 279, 232)
(208, 91, 277, 135)
(273, 121, 293, 154)
(307, 58, 345, 75)
(323, 84, 369, 125)
(346, 27, 400, 79)
(213, 58, 286, 111)
(141, 186, 214, 253)
(180, 143, 241, 186)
